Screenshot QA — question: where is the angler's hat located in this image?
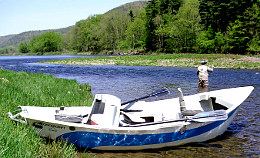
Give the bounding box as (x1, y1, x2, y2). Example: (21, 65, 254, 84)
(201, 60, 207, 64)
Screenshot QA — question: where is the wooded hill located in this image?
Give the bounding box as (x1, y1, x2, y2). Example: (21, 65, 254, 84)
(0, 26, 72, 48)
(0, 34, 16, 45)
(0, 1, 147, 53)
(1, 0, 260, 55)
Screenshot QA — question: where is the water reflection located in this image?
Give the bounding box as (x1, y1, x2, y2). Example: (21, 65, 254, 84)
(198, 87, 209, 93)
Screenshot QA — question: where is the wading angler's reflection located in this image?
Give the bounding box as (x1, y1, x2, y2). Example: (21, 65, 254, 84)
(198, 86, 209, 93)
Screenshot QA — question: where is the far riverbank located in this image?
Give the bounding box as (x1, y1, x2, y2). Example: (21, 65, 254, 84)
(41, 53, 260, 69)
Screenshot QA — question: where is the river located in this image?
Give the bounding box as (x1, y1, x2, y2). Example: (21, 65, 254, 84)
(0, 55, 259, 157)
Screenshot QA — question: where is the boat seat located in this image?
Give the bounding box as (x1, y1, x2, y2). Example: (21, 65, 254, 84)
(86, 94, 121, 127)
(178, 88, 204, 116)
(199, 94, 214, 112)
(178, 88, 186, 113)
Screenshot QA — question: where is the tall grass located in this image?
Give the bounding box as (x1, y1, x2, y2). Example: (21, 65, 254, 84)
(0, 69, 93, 157)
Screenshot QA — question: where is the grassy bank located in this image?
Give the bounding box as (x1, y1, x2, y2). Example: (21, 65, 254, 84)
(0, 69, 93, 157)
(42, 53, 260, 69)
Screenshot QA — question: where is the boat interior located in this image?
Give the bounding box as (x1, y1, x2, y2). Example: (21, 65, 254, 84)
(54, 88, 230, 127)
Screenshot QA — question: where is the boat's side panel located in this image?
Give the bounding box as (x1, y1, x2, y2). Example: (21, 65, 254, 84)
(33, 106, 235, 150)
(24, 105, 239, 150)
(53, 119, 223, 150)
(94, 106, 239, 150)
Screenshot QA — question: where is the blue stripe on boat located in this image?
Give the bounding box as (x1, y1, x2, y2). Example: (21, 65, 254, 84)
(57, 108, 237, 149)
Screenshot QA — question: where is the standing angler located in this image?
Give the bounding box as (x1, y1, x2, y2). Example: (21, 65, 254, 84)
(197, 60, 213, 87)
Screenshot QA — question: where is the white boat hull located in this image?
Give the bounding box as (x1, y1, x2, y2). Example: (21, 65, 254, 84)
(9, 86, 254, 150)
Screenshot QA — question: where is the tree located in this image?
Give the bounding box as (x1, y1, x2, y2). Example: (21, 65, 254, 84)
(127, 11, 146, 49)
(227, 20, 250, 54)
(144, 0, 183, 51)
(145, 0, 160, 51)
(29, 31, 63, 53)
(129, 10, 135, 22)
(167, 0, 201, 52)
(244, 3, 260, 53)
(18, 42, 29, 53)
(199, 0, 257, 35)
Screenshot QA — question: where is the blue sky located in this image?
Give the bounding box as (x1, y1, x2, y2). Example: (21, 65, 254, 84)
(0, 0, 137, 36)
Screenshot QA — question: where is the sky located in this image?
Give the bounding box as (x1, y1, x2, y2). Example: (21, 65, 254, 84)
(0, 0, 136, 36)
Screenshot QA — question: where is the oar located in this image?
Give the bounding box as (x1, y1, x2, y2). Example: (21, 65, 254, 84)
(121, 87, 170, 106)
(123, 110, 228, 127)
(190, 110, 227, 123)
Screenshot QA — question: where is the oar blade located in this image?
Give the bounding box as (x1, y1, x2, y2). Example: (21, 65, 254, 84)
(191, 110, 228, 123)
(150, 87, 170, 98)
(192, 115, 227, 123)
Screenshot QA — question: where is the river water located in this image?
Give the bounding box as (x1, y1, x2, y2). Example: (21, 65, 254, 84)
(0, 55, 259, 157)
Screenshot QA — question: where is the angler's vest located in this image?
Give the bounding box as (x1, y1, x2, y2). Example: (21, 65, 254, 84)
(198, 65, 211, 80)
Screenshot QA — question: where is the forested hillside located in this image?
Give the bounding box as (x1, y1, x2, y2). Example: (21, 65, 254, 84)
(0, 34, 16, 45)
(0, 26, 72, 48)
(2, 0, 260, 55)
(62, 0, 260, 54)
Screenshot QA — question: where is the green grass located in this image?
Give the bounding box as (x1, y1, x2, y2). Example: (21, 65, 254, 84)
(0, 69, 93, 157)
(42, 53, 260, 69)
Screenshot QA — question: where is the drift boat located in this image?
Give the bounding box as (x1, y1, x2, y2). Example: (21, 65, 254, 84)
(9, 86, 254, 150)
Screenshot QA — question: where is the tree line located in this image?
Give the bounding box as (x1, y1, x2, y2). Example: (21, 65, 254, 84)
(0, 46, 17, 54)
(18, 0, 260, 54)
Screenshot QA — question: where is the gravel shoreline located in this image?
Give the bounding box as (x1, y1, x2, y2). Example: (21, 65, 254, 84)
(45, 56, 260, 69)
